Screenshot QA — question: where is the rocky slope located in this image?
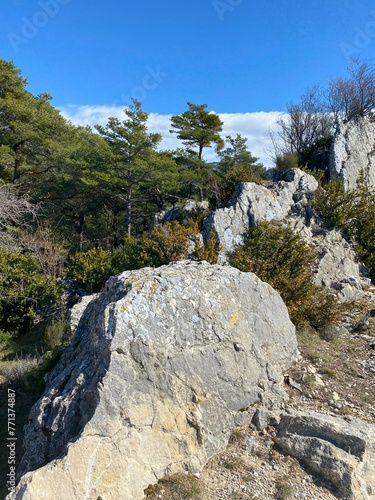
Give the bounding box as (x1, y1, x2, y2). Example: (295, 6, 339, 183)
(146, 304, 375, 500)
(202, 168, 371, 300)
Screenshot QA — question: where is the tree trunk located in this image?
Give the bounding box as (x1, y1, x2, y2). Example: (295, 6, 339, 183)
(78, 212, 85, 251)
(12, 141, 26, 182)
(13, 157, 21, 182)
(126, 189, 132, 237)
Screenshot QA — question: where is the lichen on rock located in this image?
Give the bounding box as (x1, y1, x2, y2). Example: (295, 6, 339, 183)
(9, 261, 299, 500)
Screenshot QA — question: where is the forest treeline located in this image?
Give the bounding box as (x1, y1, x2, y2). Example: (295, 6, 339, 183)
(0, 58, 265, 252)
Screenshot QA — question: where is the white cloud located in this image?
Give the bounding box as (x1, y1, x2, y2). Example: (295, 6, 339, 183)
(59, 104, 125, 127)
(59, 105, 286, 167)
(219, 111, 285, 166)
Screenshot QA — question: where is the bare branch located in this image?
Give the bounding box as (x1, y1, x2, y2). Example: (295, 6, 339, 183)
(0, 183, 37, 229)
(276, 86, 332, 156)
(327, 60, 375, 122)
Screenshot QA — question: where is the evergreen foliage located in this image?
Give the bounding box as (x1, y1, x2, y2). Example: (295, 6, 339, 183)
(229, 222, 341, 328)
(66, 248, 113, 293)
(170, 103, 224, 201)
(114, 221, 194, 272)
(0, 59, 72, 182)
(313, 174, 375, 279)
(95, 99, 163, 237)
(195, 233, 221, 264)
(66, 220, 224, 291)
(0, 251, 61, 338)
(274, 152, 300, 172)
(214, 134, 265, 205)
(170, 102, 224, 160)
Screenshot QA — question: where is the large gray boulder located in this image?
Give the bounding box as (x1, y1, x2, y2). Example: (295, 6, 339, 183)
(276, 410, 375, 500)
(329, 117, 375, 191)
(9, 261, 298, 500)
(202, 169, 370, 296)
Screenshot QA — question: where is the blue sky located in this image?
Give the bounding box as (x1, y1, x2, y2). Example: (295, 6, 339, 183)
(2, 0, 375, 164)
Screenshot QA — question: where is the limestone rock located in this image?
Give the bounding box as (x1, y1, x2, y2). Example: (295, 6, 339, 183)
(153, 199, 209, 226)
(202, 168, 370, 296)
(276, 410, 375, 499)
(65, 293, 98, 339)
(329, 118, 375, 191)
(203, 169, 318, 257)
(9, 261, 298, 500)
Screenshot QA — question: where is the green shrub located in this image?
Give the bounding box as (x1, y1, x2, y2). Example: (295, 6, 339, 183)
(44, 318, 67, 349)
(229, 222, 341, 327)
(224, 163, 265, 185)
(113, 221, 191, 271)
(195, 232, 221, 264)
(275, 479, 293, 499)
(67, 221, 194, 291)
(66, 247, 113, 292)
(212, 163, 265, 207)
(275, 152, 299, 172)
(0, 251, 61, 337)
(313, 174, 375, 279)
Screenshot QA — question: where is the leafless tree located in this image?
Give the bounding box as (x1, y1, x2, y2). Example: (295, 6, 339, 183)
(0, 183, 37, 228)
(276, 86, 332, 155)
(0, 183, 37, 249)
(327, 60, 375, 123)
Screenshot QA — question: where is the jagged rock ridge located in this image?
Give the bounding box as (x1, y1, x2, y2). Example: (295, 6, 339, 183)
(202, 168, 371, 299)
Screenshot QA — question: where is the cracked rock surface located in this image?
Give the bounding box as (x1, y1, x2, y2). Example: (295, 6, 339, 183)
(202, 168, 371, 297)
(276, 410, 375, 500)
(9, 261, 298, 500)
(329, 117, 375, 191)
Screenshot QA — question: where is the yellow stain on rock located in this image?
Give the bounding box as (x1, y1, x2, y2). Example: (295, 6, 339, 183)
(229, 308, 239, 329)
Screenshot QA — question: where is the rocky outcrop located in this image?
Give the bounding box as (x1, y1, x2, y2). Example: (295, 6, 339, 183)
(65, 292, 97, 339)
(251, 408, 375, 499)
(202, 169, 370, 297)
(153, 199, 209, 226)
(329, 117, 375, 191)
(276, 410, 375, 500)
(203, 168, 318, 254)
(9, 261, 298, 500)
